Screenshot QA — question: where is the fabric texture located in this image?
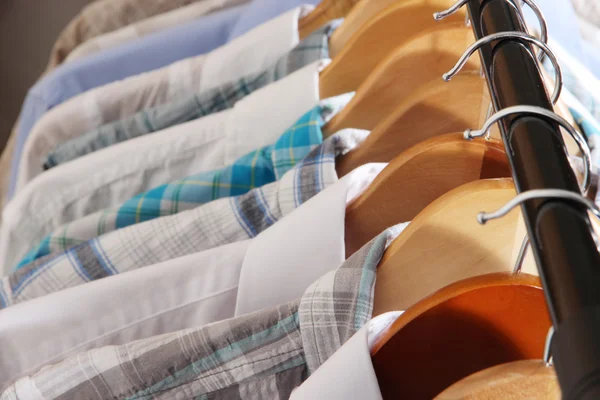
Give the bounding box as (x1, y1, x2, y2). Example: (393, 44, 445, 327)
(0, 225, 398, 399)
(46, 0, 217, 71)
(44, 21, 339, 168)
(65, 0, 250, 63)
(572, 0, 600, 28)
(0, 61, 327, 275)
(0, 128, 368, 308)
(17, 96, 350, 268)
(0, 163, 387, 389)
(10, 4, 249, 199)
(15, 7, 309, 193)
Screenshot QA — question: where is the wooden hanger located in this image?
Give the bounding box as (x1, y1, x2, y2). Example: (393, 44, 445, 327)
(434, 360, 560, 399)
(319, 0, 469, 98)
(321, 22, 477, 102)
(324, 71, 488, 143)
(373, 178, 524, 314)
(371, 272, 551, 399)
(342, 134, 511, 256)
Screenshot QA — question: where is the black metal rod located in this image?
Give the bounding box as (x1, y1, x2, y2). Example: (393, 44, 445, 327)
(466, 0, 600, 397)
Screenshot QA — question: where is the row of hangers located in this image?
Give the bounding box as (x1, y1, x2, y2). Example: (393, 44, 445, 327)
(273, 0, 596, 397)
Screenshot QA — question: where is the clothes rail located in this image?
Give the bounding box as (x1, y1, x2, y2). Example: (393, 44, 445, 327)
(464, 0, 600, 398)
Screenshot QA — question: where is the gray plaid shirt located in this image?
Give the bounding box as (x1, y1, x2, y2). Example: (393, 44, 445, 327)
(43, 21, 341, 169)
(1, 225, 398, 400)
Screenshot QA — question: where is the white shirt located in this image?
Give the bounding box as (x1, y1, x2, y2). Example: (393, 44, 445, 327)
(290, 312, 404, 400)
(0, 60, 327, 274)
(65, 0, 251, 63)
(0, 163, 387, 388)
(15, 6, 312, 192)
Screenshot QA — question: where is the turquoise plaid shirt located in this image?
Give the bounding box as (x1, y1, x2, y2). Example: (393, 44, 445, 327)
(43, 21, 341, 169)
(16, 95, 352, 269)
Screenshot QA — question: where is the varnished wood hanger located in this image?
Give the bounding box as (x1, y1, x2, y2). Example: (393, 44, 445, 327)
(434, 360, 560, 399)
(371, 272, 551, 399)
(373, 178, 523, 314)
(318, 0, 469, 98)
(342, 134, 511, 256)
(321, 23, 477, 105)
(325, 72, 488, 145)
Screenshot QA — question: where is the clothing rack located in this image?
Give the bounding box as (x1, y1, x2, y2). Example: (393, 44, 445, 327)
(465, 0, 600, 397)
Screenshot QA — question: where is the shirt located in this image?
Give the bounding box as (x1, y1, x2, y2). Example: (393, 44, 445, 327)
(16, 95, 350, 268)
(0, 128, 368, 309)
(0, 163, 388, 388)
(65, 0, 251, 63)
(10, 4, 251, 199)
(44, 20, 339, 168)
(572, 0, 600, 28)
(45, 0, 216, 71)
(0, 225, 405, 399)
(15, 6, 312, 192)
(0, 60, 328, 276)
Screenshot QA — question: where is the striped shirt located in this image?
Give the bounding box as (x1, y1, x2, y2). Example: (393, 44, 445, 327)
(1, 127, 368, 308)
(0, 226, 398, 400)
(44, 21, 340, 168)
(16, 94, 351, 269)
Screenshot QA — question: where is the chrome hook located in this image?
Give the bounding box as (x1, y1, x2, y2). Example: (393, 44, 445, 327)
(442, 32, 562, 104)
(478, 189, 600, 224)
(465, 105, 592, 195)
(544, 327, 554, 367)
(434, 0, 548, 62)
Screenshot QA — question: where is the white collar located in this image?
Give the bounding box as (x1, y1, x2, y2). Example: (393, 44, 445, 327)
(224, 59, 329, 163)
(290, 312, 403, 399)
(235, 162, 387, 316)
(200, 6, 314, 91)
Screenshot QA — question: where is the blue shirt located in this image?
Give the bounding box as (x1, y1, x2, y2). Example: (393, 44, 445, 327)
(229, 0, 321, 39)
(10, 4, 252, 199)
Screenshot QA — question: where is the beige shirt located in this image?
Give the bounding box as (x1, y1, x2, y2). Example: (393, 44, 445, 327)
(66, 0, 249, 63)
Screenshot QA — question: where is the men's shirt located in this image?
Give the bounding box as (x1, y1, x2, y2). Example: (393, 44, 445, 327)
(44, 20, 339, 168)
(45, 0, 212, 71)
(1, 224, 406, 399)
(65, 0, 251, 63)
(572, 0, 600, 28)
(15, 7, 313, 192)
(0, 61, 328, 276)
(0, 162, 388, 388)
(16, 95, 351, 268)
(0, 128, 368, 308)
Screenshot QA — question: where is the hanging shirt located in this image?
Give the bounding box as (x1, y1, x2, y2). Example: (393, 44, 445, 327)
(0, 225, 405, 399)
(43, 20, 339, 169)
(15, 95, 351, 269)
(0, 162, 389, 388)
(14, 7, 313, 192)
(65, 0, 251, 63)
(0, 128, 367, 309)
(0, 61, 328, 276)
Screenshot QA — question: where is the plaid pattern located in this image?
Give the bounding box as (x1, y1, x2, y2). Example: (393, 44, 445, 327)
(16, 95, 352, 269)
(0, 225, 396, 399)
(2, 128, 369, 308)
(44, 21, 341, 169)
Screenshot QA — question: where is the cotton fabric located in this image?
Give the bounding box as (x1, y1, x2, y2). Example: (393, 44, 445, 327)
(44, 21, 339, 168)
(18, 97, 350, 267)
(15, 6, 311, 192)
(0, 162, 386, 388)
(0, 61, 328, 275)
(0, 129, 368, 308)
(0, 226, 405, 399)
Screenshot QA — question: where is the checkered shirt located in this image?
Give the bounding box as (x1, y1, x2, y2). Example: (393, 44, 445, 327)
(2, 127, 369, 308)
(16, 94, 352, 269)
(0, 225, 397, 399)
(43, 21, 341, 169)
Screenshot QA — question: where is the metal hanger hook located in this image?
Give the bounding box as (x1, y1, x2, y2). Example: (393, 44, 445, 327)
(442, 32, 562, 104)
(477, 189, 600, 225)
(465, 106, 592, 195)
(434, 0, 548, 62)
(544, 326, 555, 367)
